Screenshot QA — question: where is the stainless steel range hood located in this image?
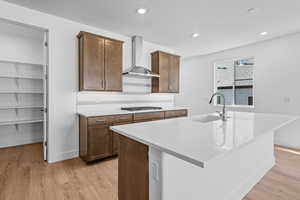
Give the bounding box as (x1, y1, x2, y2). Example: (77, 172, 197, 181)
(123, 36, 160, 78)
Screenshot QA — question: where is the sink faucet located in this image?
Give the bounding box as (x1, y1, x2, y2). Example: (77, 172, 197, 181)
(209, 92, 226, 121)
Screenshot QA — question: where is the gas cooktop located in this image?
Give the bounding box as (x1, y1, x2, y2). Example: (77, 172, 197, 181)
(121, 106, 162, 111)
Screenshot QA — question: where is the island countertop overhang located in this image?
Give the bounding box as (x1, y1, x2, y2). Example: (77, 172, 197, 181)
(111, 111, 298, 168)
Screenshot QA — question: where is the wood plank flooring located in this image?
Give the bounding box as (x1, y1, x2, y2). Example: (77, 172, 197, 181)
(0, 143, 300, 200)
(0, 143, 118, 200)
(245, 146, 300, 200)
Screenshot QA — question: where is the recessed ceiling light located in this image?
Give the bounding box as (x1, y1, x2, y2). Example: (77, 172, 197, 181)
(137, 8, 147, 14)
(260, 32, 268, 36)
(247, 7, 259, 13)
(192, 33, 200, 38)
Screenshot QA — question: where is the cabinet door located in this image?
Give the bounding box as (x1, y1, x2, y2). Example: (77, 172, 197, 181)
(88, 124, 112, 160)
(105, 39, 123, 91)
(169, 55, 180, 93)
(158, 52, 170, 92)
(111, 121, 132, 155)
(112, 132, 120, 155)
(81, 34, 105, 90)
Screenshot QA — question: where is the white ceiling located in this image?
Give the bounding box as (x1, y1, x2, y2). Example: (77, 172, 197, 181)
(4, 0, 300, 57)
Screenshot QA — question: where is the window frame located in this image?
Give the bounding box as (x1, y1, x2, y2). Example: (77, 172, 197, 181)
(213, 57, 255, 108)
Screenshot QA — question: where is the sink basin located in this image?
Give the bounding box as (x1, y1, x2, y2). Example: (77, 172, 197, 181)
(192, 114, 221, 123)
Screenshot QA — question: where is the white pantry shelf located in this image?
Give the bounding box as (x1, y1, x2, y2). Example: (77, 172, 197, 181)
(0, 60, 43, 67)
(0, 105, 43, 109)
(0, 119, 43, 126)
(0, 90, 43, 94)
(0, 75, 43, 80)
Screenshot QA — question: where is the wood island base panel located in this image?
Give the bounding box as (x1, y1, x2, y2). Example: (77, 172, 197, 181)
(118, 135, 149, 200)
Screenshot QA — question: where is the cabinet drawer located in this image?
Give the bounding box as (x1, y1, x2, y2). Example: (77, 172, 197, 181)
(88, 114, 132, 125)
(88, 116, 109, 125)
(134, 112, 165, 122)
(165, 109, 187, 119)
(112, 114, 133, 123)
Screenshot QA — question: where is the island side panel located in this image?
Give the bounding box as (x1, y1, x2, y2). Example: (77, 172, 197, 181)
(161, 131, 275, 200)
(118, 135, 149, 200)
(149, 147, 163, 200)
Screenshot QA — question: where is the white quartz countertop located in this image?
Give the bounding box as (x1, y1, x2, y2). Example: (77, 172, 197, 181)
(111, 111, 298, 168)
(77, 106, 188, 117)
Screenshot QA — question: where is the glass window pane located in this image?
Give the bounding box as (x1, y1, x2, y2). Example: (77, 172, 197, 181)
(234, 58, 254, 106)
(217, 88, 234, 105)
(215, 60, 234, 105)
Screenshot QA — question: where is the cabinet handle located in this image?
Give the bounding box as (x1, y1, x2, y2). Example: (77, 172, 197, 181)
(101, 80, 104, 89)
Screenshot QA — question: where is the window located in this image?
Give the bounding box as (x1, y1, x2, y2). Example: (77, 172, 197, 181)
(214, 58, 254, 106)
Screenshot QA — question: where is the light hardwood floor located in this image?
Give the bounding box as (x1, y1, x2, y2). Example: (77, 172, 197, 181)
(0, 143, 300, 200)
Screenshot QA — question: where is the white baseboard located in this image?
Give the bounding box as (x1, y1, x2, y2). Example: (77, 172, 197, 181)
(48, 150, 79, 163)
(225, 157, 275, 200)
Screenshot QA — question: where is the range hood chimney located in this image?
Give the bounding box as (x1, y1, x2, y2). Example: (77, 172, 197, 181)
(123, 36, 160, 78)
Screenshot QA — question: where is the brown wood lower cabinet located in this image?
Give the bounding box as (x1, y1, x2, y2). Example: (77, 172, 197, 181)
(88, 124, 112, 161)
(164, 109, 187, 119)
(111, 121, 133, 155)
(133, 111, 165, 122)
(79, 109, 187, 163)
(112, 132, 119, 156)
(79, 114, 133, 162)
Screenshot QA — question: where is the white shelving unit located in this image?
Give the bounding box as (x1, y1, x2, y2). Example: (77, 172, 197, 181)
(0, 59, 45, 148)
(0, 19, 48, 161)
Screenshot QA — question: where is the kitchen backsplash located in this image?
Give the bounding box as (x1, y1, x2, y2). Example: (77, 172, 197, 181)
(77, 91, 174, 112)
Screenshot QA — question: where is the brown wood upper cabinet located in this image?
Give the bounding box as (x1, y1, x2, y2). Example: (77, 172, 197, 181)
(151, 51, 180, 93)
(78, 31, 123, 91)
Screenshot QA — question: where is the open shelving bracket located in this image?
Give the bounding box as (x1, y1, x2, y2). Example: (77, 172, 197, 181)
(15, 123, 19, 131)
(15, 78, 20, 90)
(14, 108, 19, 116)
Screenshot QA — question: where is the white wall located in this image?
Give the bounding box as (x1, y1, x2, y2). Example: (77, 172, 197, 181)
(0, 1, 174, 162)
(175, 32, 300, 149)
(0, 20, 43, 64)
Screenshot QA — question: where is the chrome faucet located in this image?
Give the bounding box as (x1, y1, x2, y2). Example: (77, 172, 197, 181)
(209, 92, 227, 121)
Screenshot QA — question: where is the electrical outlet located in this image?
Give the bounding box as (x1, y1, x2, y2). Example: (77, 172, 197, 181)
(151, 162, 159, 181)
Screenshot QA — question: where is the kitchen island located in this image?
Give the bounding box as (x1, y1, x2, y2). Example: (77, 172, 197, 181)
(111, 111, 297, 200)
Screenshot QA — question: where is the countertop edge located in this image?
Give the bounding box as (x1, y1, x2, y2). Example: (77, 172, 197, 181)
(110, 126, 205, 168)
(77, 107, 189, 117)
